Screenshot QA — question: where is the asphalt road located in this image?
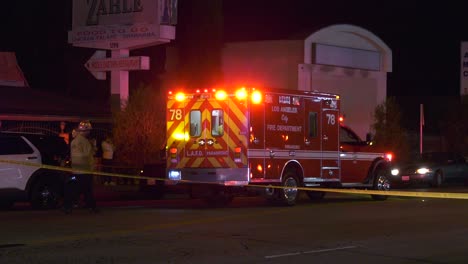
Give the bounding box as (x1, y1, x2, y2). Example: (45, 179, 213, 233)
(1, 190, 468, 263)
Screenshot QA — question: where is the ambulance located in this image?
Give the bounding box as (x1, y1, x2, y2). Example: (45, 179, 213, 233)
(166, 87, 393, 205)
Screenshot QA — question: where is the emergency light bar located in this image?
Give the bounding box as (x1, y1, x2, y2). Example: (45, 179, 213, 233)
(168, 87, 263, 104)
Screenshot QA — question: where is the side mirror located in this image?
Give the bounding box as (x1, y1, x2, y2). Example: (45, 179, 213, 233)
(365, 133, 373, 143)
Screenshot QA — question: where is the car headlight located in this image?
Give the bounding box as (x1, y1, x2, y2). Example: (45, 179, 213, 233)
(416, 168, 431, 174)
(391, 168, 399, 176)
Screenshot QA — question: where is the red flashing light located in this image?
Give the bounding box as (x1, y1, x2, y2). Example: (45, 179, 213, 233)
(385, 153, 393, 162)
(339, 116, 344, 122)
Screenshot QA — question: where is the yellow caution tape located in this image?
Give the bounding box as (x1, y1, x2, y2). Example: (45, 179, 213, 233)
(1, 158, 468, 200)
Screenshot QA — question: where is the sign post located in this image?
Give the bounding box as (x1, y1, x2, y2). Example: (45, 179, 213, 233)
(420, 104, 424, 154)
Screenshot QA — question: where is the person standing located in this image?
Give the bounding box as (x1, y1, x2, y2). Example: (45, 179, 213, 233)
(101, 133, 115, 185)
(63, 120, 98, 214)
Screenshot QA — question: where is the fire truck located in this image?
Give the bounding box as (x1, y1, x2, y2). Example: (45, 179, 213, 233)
(166, 87, 393, 205)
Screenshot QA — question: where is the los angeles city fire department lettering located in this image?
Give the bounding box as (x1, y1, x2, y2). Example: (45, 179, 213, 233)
(267, 96, 302, 133)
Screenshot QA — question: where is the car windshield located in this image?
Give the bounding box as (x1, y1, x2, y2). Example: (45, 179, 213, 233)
(340, 126, 363, 144)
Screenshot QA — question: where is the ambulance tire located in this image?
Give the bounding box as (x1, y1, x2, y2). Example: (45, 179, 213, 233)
(278, 173, 300, 206)
(371, 167, 390, 201)
(306, 191, 326, 201)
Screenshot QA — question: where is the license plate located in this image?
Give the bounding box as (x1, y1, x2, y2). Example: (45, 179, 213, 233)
(402, 176, 410, 181)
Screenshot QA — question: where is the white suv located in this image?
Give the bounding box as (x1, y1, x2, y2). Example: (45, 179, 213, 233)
(0, 132, 69, 209)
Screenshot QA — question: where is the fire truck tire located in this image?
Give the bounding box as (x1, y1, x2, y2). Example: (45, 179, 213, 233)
(306, 191, 326, 201)
(371, 168, 390, 201)
(278, 173, 300, 206)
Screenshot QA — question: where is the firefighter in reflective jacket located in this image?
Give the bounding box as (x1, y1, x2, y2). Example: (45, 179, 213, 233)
(63, 120, 98, 213)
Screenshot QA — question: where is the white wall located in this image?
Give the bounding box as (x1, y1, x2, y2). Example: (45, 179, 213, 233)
(303, 65, 386, 138)
(300, 24, 392, 138)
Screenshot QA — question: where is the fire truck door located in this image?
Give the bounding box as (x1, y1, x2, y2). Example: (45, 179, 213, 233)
(321, 101, 340, 180)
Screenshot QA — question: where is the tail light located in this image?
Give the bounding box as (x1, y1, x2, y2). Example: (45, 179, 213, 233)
(170, 147, 178, 163)
(385, 153, 393, 162)
(234, 147, 242, 163)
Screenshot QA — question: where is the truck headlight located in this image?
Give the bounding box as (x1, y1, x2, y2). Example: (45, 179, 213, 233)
(391, 168, 399, 176)
(416, 168, 431, 174)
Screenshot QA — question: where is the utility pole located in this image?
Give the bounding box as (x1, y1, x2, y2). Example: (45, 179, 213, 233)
(420, 104, 424, 154)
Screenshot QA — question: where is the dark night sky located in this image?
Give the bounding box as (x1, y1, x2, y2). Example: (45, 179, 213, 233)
(223, 1, 468, 97)
(1, 1, 467, 132)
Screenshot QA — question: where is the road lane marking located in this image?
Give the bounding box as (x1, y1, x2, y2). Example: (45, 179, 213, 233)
(265, 245, 358, 259)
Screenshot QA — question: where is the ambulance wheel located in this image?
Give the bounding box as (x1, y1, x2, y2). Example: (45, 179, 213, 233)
(371, 167, 390, 201)
(306, 191, 326, 201)
(278, 173, 300, 206)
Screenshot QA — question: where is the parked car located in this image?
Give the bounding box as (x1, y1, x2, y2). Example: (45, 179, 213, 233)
(390, 152, 468, 187)
(0, 132, 70, 209)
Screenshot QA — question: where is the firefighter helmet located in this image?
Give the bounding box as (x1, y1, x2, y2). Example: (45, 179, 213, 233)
(77, 120, 92, 131)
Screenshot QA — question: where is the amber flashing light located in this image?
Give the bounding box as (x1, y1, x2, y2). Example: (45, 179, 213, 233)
(215, 90, 228, 100)
(175, 92, 185, 102)
(251, 91, 262, 104)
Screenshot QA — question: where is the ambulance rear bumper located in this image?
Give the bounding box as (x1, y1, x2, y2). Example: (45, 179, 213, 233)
(166, 168, 250, 186)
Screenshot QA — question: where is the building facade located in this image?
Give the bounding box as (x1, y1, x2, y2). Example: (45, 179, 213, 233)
(221, 24, 392, 139)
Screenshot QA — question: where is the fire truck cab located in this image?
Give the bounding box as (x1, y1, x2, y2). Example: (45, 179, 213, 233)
(166, 87, 392, 205)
